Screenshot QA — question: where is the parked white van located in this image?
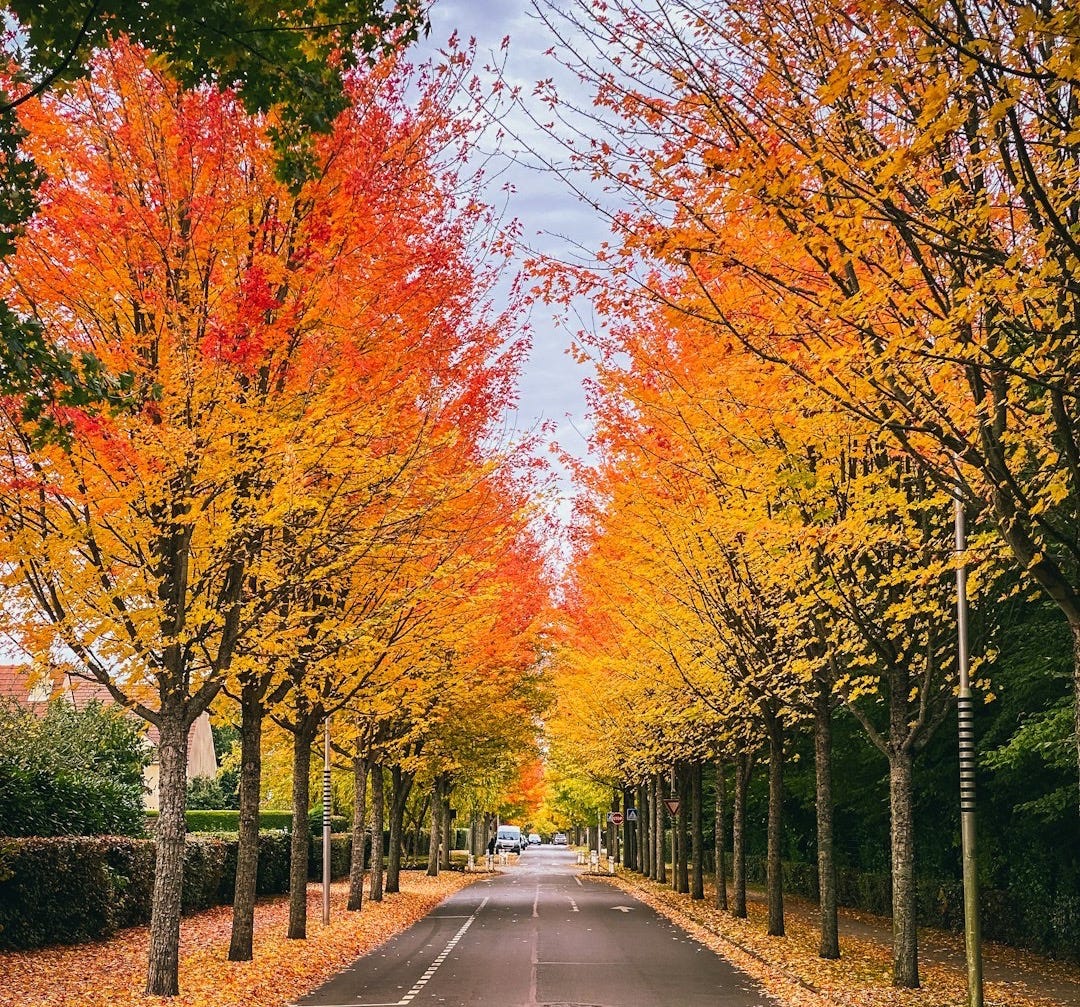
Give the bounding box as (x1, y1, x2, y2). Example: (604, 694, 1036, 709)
(495, 825, 523, 854)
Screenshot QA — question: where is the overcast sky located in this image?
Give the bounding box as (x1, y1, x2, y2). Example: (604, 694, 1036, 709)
(415, 1, 609, 521)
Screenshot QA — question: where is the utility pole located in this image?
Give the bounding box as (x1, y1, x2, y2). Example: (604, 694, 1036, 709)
(955, 497, 983, 1007)
(322, 717, 331, 927)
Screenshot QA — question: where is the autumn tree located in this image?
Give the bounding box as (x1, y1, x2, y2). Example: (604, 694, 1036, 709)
(0, 2, 423, 421)
(534, 0, 1080, 833)
(0, 38, 526, 993)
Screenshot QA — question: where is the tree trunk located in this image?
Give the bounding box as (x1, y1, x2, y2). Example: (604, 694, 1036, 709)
(676, 764, 690, 894)
(145, 712, 189, 996)
(890, 746, 919, 987)
(427, 778, 441, 877)
(766, 713, 785, 937)
(1072, 619, 1080, 820)
(714, 757, 728, 911)
(369, 762, 384, 902)
(288, 721, 316, 940)
(229, 683, 263, 959)
(411, 794, 428, 862)
(638, 782, 649, 876)
(814, 682, 840, 958)
(654, 773, 666, 883)
(347, 747, 369, 911)
(622, 786, 635, 870)
(441, 785, 453, 870)
(732, 752, 749, 919)
(386, 765, 414, 893)
(636, 782, 647, 877)
(691, 761, 704, 900)
(644, 781, 653, 879)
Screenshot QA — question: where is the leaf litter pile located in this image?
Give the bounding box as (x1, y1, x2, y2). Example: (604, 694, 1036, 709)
(0, 874, 476, 1007)
(609, 873, 1080, 1007)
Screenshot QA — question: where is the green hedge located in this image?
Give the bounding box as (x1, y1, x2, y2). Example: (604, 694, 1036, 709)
(146, 809, 294, 832)
(308, 834, 352, 880)
(741, 854, 1080, 961)
(148, 808, 354, 836)
(0, 831, 352, 950)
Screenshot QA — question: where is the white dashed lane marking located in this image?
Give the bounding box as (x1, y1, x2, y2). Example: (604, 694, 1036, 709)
(296, 897, 490, 1007)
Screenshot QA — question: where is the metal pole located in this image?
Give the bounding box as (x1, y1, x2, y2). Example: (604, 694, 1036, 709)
(322, 718, 331, 927)
(955, 497, 983, 1007)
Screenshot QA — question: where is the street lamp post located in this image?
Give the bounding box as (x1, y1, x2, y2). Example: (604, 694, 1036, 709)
(954, 497, 983, 1007)
(322, 718, 331, 927)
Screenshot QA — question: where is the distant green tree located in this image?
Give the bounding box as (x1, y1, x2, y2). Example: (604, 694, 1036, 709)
(0, 697, 148, 836)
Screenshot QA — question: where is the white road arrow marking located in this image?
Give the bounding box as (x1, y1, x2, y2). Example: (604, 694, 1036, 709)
(611, 905, 633, 913)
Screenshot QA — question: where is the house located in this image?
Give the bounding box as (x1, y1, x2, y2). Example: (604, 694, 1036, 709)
(0, 664, 218, 810)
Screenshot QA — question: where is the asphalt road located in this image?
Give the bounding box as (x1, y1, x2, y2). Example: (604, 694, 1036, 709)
(294, 845, 769, 1007)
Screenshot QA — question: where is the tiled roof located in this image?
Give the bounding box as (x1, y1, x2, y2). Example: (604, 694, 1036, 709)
(0, 665, 113, 708)
(64, 675, 115, 709)
(0, 664, 37, 706)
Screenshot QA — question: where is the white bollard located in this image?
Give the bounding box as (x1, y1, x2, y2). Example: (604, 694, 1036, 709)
(467, 853, 475, 872)
(608, 855, 615, 874)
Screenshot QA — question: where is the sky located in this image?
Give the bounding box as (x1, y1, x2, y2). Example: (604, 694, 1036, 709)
(414, 1, 611, 521)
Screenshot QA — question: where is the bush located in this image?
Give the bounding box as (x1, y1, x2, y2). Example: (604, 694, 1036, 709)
(0, 830, 305, 950)
(186, 775, 227, 810)
(0, 698, 147, 838)
(307, 808, 350, 835)
(182, 809, 293, 832)
(739, 853, 1080, 961)
(182, 836, 232, 910)
(308, 834, 352, 881)
(0, 836, 153, 947)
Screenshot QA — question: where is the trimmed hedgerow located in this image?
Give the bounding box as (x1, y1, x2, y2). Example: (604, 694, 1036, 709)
(742, 854, 1080, 961)
(0, 830, 346, 950)
(0, 836, 152, 948)
(146, 809, 294, 833)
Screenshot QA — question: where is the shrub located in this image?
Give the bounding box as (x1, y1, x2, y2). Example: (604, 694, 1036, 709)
(0, 698, 147, 838)
(307, 808, 350, 835)
(182, 836, 232, 910)
(308, 834, 352, 881)
(0, 836, 153, 948)
(182, 809, 293, 832)
(739, 853, 1080, 961)
(186, 775, 227, 810)
(0, 830, 304, 950)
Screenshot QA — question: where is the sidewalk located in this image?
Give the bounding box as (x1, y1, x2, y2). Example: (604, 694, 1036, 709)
(612, 871, 1080, 1007)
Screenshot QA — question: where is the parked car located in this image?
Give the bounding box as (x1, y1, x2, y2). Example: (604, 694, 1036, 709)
(495, 825, 524, 854)
(552, 832, 568, 845)
(528, 832, 541, 845)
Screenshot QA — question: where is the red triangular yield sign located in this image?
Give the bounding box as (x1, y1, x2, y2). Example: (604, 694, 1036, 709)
(663, 798, 680, 816)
